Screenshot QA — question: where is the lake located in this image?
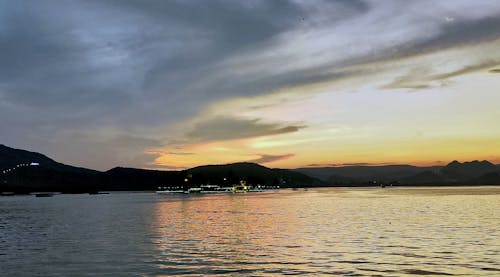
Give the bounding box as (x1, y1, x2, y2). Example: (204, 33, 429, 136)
(1, 187, 499, 276)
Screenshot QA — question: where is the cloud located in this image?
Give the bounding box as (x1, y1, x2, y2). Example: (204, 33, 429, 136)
(246, 154, 295, 164)
(167, 152, 196, 156)
(380, 48, 500, 90)
(398, 15, 500, 57)
(10, 0, 496, 123)
(490, 69, 500, 73)
(142, 164, 187, 171)
(304, 163, 341, 167)
(185, 116, 305, 143)
(107, 135, 163, 149)
(38, 131, 164, 170)
(2, 0, 500, 169)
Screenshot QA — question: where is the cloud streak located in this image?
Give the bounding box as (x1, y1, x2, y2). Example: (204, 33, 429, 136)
(382, 57, 500, 90)
(185, 116, 305, 143)
(246, 154, 295, 164)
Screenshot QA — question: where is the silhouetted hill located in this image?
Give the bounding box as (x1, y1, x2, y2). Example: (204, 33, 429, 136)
(1, 144, 499, 192)
(401, 171, 446, 185)
(0, 144, 97, 174)
(187, 162, 323, 187)
(296, 165, 441, 182)
(472, 172, 500, 185)
(102, 167, 185, 190)
(441, 160, 497, 180)
(296, 161, 499, 186)
(1, 145, 322, 192)
(325, 174, 364, 186)
(1, 144, 100, 193)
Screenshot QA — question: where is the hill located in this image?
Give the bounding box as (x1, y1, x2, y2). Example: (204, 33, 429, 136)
(471, 172, 500, 185)
(295, 165, 441, 183)
(101, 167, 185, 191)
(0, 144, 97, 174)
(295, 160, 500, 186)
(1, 144, 100, 193)
(1, 145, 322, 192)
(187, 162, 323, 188)
(441, 160, 498, 180)
(2, 144, 498, 192)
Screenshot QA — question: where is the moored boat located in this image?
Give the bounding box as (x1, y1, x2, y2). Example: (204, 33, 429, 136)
(33, 192, 54, 197)
(200, 184, 223, 193)
(156, 181, 280, 194)
(186, 187, 201, 193)
(156, 186, 183, 194)
(231, 180, 248, 193)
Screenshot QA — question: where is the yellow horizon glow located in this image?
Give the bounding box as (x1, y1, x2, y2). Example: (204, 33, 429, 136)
(147, 39, 500, 170)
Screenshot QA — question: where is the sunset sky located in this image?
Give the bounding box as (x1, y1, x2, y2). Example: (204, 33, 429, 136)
(1, 0, 500, 170)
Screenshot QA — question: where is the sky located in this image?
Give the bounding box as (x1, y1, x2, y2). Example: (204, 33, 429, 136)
(1, 0, 500, 171)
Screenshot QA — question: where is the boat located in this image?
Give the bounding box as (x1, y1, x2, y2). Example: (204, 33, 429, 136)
(88, 191, 110, 195)
(231, 180, 248, 193)
(33, 193, 54, 197)
(219, 187, 233, 193)
(247, 185, 280, 192)
(248, 184, 264, 192)
(186, 187, 201, 194)
(156, 186, 184, 194)
(156, 181, 280, 194)
(200, 184, 224, 193)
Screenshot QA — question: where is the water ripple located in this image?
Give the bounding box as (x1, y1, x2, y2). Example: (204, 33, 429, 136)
(0, 187, 499, 276)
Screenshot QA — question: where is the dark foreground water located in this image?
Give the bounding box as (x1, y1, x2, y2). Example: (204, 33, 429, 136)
(1, 187, 499, 276)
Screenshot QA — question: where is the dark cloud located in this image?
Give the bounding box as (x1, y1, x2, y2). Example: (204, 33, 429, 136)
(0, 0, 318, 155)
(0, 0, 368, 124)
(433, 61, 500, 80)
(344, 13, 500, 68)
(399, 16, 500, 57)
(0, 2, 134, 110)
(490, 69, 500, 73)
(186, 117, 305, 143)
(127, 0, 367, 117)
(1, 0, 500, 169)
(39, 133, 163, 170)
(106, 135, 163, 149)
(246, 154, 295, 164)
(1, 0, 498, 114)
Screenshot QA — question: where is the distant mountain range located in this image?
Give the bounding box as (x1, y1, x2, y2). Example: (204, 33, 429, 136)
(1, 144, 499, 193)
(295, 160, 500, 186)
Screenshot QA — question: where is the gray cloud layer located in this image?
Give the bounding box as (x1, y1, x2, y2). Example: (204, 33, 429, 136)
(186, 117, 305, 143)
(1, 0, 500, 169)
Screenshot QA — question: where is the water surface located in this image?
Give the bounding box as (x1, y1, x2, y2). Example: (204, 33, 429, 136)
(1, 187, 499, 276)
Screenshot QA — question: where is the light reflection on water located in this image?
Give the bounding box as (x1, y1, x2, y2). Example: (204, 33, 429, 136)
(1, 187, 499, 276)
